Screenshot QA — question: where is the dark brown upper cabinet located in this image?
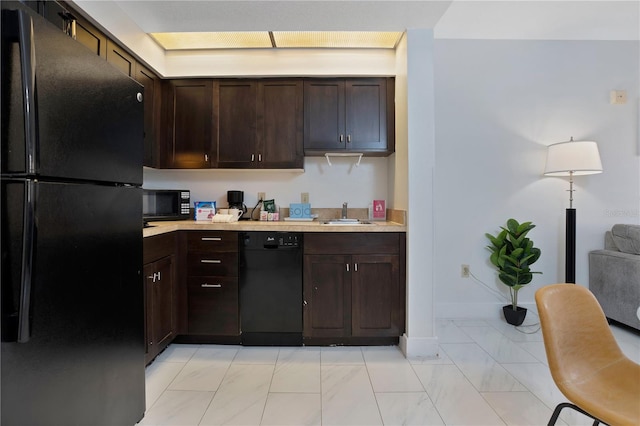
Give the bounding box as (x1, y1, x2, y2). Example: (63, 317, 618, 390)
(106, 39, 136, 77)
(257, 79, 304, 169)
(304, 77, 394, 156)
(161, 80, 215, 169)
(74, 15, 107, 58)
(136, 63, 161, 168)
(216, 81, 258, 168)
(217, 79, 304, 169)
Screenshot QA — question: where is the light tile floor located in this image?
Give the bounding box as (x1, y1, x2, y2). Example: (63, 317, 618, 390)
(139, 317, 640, 425)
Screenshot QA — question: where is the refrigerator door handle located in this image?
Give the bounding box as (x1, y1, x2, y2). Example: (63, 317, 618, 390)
(3, 9, 38, 174)
(17, 180, 36, 343)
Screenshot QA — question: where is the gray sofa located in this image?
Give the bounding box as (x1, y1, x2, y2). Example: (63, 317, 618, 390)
(589, 224, 640, 331)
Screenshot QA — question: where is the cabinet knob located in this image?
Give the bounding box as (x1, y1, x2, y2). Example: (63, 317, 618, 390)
(347, 135, 351, 144)
(339, 134, 344, 143)
(251, 154, 255, 162)
(346, 264, 349, 272)
(258, 153, 262, 162)
(201, 284, 222, 288)
(201, 259, 221, 264)
(201, 237, 222, 241)
(204, 154, 209, 162)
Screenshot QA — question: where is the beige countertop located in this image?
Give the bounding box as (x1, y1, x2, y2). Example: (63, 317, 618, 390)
(143, 218, 406, 238)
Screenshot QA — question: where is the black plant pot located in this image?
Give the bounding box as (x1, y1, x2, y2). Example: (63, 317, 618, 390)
(502, 305, 527, 326)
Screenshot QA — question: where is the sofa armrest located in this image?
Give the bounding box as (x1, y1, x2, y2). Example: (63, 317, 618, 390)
(589, 249, 640, 331)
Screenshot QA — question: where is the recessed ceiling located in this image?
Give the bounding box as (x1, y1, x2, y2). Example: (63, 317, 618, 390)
(75, 0, 639, 42)
(149, 31, 404, 50)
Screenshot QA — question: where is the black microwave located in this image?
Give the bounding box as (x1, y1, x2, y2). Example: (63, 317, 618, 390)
(143, 189, 190, 221)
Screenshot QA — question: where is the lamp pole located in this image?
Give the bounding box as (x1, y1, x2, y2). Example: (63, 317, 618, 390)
(565, 171, 576, 283)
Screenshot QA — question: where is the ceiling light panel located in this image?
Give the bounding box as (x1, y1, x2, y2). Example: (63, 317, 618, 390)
(150, 32, 273, 50)
(273, 31, 402, 48)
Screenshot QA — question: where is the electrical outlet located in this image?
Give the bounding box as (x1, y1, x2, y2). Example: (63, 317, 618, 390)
(258, 192, 265, 201)
(301, 192, 309, 203)
(461, 264, 470, 278)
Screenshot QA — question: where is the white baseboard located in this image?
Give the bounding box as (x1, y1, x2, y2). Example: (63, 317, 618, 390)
(435, 302, 538, 319)
(400, 333, 439, 359)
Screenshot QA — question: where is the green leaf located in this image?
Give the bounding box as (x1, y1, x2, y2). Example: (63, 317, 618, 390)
(506, 219, 519, 234)
(516, 221, 533, 234)
(511, 247, 524, 258)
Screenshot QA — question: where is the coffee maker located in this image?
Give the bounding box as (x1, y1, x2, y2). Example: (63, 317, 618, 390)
(227, 190, 247, 219)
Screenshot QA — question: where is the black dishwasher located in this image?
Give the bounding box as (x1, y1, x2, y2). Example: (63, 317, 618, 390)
(239, 232, 303, 346)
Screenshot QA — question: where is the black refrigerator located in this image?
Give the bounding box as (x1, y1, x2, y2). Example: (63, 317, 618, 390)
(1, 2, 145, 425)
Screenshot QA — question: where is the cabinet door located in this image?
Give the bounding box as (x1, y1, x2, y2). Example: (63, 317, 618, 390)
(144, 255, 175, 361)
(351, 254, 401, 337)
(303, 255, 351, 337)
(217, 81, 257, 168)
(106, 39, 136, 77)
(143, 262, 154, 358)
(345, 78, 388, 152)
(164, 80, 214, 168)
(257, 80, 303, 169)
(75, 18, 107, 58)
(136, 64, 160, 168)
(303, 80, 345, 152)
(187, 277, 239, 335)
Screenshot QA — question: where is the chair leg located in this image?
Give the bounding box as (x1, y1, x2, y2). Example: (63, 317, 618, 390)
(547, 402, 607, 426)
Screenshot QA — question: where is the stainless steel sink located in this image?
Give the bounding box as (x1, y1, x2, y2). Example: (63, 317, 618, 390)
(322, 219, 374, 225)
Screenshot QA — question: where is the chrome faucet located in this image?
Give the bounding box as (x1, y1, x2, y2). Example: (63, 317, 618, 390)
(341, 202, 348, 219)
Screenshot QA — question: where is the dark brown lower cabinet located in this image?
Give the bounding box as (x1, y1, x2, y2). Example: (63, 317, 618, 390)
(187, 276, 239, 335)
(303, 233, 405, 344)
(304, 255, 351, 338)
(184, 231, 240, 338)
(144, 233, 177, 364)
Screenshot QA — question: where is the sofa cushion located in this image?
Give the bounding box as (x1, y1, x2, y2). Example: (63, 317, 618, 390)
(611, 224, 640, 255)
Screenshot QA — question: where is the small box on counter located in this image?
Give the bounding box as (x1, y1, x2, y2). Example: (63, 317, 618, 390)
(194, 201, 216, 221)
(260, 210, 280, 221)
(370, 199, 386, 221)
(289, 203, 311, 218)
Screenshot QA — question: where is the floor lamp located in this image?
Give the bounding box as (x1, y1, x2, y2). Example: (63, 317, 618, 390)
(543, 138, 603, 283)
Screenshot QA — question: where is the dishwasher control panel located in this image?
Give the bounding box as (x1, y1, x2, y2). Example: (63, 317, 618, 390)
(263, 233, 300, 248)
(242, 232, 302, 249)
(275, 234, 300, 247)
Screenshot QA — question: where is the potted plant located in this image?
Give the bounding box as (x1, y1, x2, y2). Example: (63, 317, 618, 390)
(485, 218, 542, 325)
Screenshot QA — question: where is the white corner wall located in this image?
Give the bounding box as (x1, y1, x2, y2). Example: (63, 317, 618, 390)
(433, 40, 640, 318)
(399, 29, 439, 358)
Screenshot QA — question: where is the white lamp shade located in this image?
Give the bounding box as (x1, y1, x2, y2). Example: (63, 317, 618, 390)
(543, 140, 603, 176)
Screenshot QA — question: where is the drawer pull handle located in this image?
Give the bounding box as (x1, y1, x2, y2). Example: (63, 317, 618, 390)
(201, 284, 222, 288)
(201, 237, 222, 241)
(201, 259, 221, 264)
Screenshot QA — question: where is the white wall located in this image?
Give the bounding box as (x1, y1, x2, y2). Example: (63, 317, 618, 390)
(144, 157, 389, 210)
(400, 29, 439, 358)
(433, 40, 640, 318)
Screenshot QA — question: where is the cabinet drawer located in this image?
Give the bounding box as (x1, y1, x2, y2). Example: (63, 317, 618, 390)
(187, 251, 238, 276)
(305, 233, 400, 254)
(187, 231, 238, 252)
(187, 276, 239, 335)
